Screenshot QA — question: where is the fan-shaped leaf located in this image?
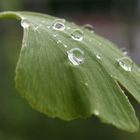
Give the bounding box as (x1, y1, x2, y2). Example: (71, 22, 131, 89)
(0, 11, 140, 132)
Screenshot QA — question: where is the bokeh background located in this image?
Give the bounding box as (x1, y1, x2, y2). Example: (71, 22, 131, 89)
(0, 0, 140, 140)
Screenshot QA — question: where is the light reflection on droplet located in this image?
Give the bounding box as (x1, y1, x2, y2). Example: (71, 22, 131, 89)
(121, 48, 128, 55)
(67, 48, 84, 65)
(96, 54, 102, 60)
(117, 57, 133, 72)
(71, 29, 84, 41)
(52, 19, 65, 31)
(63, 44, 68, 48)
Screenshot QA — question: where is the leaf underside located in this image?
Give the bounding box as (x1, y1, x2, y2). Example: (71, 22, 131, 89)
(0, 11, 140, 132)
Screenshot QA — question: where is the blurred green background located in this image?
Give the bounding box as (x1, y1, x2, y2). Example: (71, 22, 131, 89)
(0, 0, 140, 140)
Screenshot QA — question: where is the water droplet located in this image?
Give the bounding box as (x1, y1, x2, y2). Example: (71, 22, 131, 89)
(21, 19, 30, 28)
(96, 54, 102, 60)
(94, 110, 99, 116)
(83, 24, 94, 31)
(71, 29, 84, 41)
(63, 44, 67, 48)
(121, 48, 128, 55)
(52, 19, 65, 31)
(67, 48, 84, 65)
(117, 57, 133, 72)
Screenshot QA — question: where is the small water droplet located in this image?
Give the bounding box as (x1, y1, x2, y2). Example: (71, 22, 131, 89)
(121, 48, 128, 55)
(83, 24, 94, 31)
(21, 19, 30, 28)
(117, 57, 133, 72)
(94, 110, 99, 116)
(63, 44, 67, 48)
(71, 29, 84, 41)
(67, 48, 84, 65)
(96, 54, 102, 60)
(52, 19, 65, 31)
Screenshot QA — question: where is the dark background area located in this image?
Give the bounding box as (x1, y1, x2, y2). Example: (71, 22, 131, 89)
(0, 0, 140, 140)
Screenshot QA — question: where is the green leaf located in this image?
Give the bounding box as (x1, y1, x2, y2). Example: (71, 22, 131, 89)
(0, 11, 140, 132)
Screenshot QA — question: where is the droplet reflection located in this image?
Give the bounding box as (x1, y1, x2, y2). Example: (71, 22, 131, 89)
(117, 57, 133, 72)
(67, 48, 84, 65)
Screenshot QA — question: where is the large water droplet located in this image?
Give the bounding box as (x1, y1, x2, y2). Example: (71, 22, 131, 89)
(83, 24, 94, 31)
(71, 29, 84, 41)
(21, 19, 30, 28)
(67, 48, 84, 65)
(121, 47, 128, 55)
(52, 19, 65, 31)
(117, 57, 133, 72)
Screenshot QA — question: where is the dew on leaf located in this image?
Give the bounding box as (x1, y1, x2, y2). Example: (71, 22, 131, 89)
(83, 24, 94, 31)
(71, 29, 84, 41)
(121, 47, 128, 55)
(67, 48, 84, 65)
(117, 57, 133, 72)
(52, 19, 65, 31)
(96, 54, 102, 60)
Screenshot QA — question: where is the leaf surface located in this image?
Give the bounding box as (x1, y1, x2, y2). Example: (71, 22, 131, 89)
(0, 11, 140, 132)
